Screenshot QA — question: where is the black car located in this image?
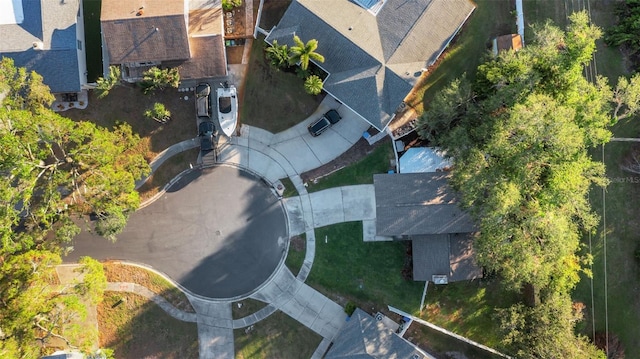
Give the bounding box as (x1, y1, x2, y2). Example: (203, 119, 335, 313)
(199, 121, 216, 152)
(308, 109, 342, 137)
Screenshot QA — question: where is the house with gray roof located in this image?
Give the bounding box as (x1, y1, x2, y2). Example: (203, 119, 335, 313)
(100, 0, 227, 82)
(0, 0, 88, 95)
(374, 172, 482, 283)
(266, 0, 476, 131)
(325, 308, 432, 359)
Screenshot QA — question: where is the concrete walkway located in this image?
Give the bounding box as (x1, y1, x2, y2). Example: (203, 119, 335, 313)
(117, 79, 387, 358)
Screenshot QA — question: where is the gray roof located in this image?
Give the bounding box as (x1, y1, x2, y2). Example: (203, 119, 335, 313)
(325, 308, 426, 358)
(412, 233, 482, 282)
(374, 173, 475, 236)
(266, 0, 475, 130)
(0, 0, 81, 93)
(101, 0, 190, 64)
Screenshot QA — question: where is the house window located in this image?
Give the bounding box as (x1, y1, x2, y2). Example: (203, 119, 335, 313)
(77, 40, 82, 50)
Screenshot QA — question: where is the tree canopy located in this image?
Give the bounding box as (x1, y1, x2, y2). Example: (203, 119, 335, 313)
(289, 35, 325, 71)
(418, 12, 640, 357)
(0, 57, 149, 251)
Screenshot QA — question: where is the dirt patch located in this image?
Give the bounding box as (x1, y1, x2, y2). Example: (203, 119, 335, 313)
(289, 235, 305, 252)
(63, 84, 195, 162)
(258, 0, 291, 30)
(104, 262, 194, 313)
(301, 134, 391, 183)
(226, 45, 245, 64)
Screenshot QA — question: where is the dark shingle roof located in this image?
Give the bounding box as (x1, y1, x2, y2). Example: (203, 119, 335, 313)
(412, 233, 482, 282)
(176, 35, 227, 79)
(101, 0, 190, 64)
(267, 0, 476, 130)
(374, 173, 476, 236)
(325, 308, 426, 358)
(0, 0, 81, 93)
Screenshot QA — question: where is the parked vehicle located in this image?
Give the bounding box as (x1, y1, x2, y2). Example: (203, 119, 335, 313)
(196, 83, 211, 119)
(217, 82, 238, 137)
(307, 109, 342, 137)
(199, 121, 216, 152)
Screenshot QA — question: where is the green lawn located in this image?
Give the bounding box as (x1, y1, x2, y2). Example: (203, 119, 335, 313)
(240, 36, 325, 133)
(285, 233, 306, 277)
(232, 298, 268, 320)
(307, 222, 424, 313)
(405, 0, 515, 113)
(82, 0, 103, 82)
(235, 311, 322, 359)
(420, 280, 518, 350)
(305, 144, 394, 193)
(98, 292, 198, 359)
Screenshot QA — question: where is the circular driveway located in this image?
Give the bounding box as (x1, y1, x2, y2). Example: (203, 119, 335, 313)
(67, 166, 288, 299)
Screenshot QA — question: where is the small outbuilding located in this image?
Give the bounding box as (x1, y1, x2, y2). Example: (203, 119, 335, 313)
(492, 34, 523, 56)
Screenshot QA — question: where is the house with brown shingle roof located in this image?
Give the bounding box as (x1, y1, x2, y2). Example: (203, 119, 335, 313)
(100, 0, 227, 82)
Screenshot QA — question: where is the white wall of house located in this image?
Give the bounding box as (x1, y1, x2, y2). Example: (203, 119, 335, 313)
(76, 0, 89, 89)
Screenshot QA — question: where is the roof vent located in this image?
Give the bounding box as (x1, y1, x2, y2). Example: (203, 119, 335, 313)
(411, 355, 421, 359)
(32, 41, 44, 50)
(348, 26, 353, 31)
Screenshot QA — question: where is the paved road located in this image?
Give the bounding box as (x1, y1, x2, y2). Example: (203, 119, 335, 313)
(66, 165, 288, 299)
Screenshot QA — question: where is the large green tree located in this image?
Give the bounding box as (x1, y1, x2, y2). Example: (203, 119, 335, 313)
(289, 35, 325, 71)
(0, 252, 106, 358)
(418, 12, 640, 357)
(0, 58, 149, 250)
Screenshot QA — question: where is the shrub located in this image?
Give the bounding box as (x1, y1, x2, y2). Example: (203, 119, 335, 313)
(144, 102, 171, 123)
(222, 0, 242, 11)
(96, 66, 121, 99)
(344, 301, 357, 316)
(304, 75, 323, 96)
(140, 67, 180, 94)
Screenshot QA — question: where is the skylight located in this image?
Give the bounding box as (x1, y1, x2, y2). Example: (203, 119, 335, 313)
(0, 0, 24, 25)
(353, 0, 386, 15)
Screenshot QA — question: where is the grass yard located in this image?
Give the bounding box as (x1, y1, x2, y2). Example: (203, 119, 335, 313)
(98, 292, 198, 359)
(404, 0, 515, 114)
(420, 280, 518, 350)
(405, 322, 506, 359)
(305, 144, 394, 193)
(240, 36, 325, 133)
(307, 222, 424, 314)
(232, 298, 269, 320)
(234, 310, 322, 359)
(285, 234, 306, 276)
(63, 84, 196, 162)
(103, 262, 194, 313)
(279, 177, 299, 198)
(138, 148, 200, 201)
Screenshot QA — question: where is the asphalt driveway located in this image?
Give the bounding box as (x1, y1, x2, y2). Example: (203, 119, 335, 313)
(66, 165, 288, 299)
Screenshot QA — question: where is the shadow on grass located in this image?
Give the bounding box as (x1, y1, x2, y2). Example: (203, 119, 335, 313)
(234, 311, 322, 359)
(240, 35, 325, 133)
(98, 292, 198, 359)
(63, 84, 196, 161)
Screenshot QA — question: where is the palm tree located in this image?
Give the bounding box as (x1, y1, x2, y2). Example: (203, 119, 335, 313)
(304, 75, 323, 95)
(265, 40, 290, 70)
(289, 35, 325, 71)
(96, 66, 121, 99)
